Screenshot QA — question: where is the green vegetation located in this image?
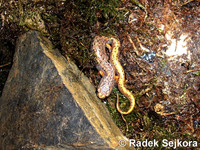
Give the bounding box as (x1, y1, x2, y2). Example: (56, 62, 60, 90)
(1, 0, 198, 147)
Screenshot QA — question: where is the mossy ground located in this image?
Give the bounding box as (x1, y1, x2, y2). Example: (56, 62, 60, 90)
(0, 0, 199, 148)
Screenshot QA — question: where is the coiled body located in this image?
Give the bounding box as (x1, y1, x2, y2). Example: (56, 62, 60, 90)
(92, 35, 135, 115)
(92, 36, 115, 99)
(110, 37, 135, 115)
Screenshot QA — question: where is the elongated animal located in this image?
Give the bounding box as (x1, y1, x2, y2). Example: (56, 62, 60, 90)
(92, 35, 135, 115)
(110, 37, 135, 115)
(92, 36, 115, 99)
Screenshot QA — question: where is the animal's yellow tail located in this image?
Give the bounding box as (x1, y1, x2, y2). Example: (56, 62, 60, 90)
(110, 37, 135, 115)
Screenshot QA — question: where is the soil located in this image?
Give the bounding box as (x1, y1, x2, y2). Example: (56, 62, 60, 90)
(0, 0, 199, 147)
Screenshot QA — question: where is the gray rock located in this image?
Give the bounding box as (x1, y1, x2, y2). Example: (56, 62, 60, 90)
(0, 31, 132, 150)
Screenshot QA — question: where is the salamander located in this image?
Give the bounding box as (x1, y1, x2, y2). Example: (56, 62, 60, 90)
(110, 37, 135, 115)
(92, 36, 115, 99)
(92, 35, 135, 115)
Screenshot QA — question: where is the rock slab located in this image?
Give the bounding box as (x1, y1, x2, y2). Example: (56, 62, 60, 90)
(0, 31, 132, 150)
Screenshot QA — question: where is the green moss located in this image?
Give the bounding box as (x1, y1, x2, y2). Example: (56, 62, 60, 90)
(74, 0, 123, 25)
(19, 11, 47, 33)
(160, 58, 168, 69)
(60, 0, 126, 66)
(192, 71, 200, 76)
(1, 0, 126, 67)
(106, 86, 197, 149)
(1, 0, 198, 147)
